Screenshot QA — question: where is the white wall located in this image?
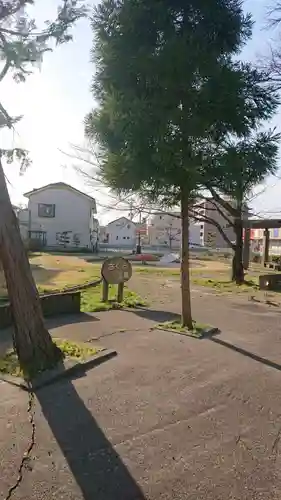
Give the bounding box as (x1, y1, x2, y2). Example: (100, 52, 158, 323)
(27, 187, 95, 249)
(148, 213, 201, 248)
(17, 208, 29, 241)
(90, 217, 99, 247)
(189, 223, 201, 246)
(148, 213, 181, 248)
(106, 218, 136, 246)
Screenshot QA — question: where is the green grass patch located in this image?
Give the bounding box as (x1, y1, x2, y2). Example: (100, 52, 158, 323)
(81, 285, 147, 312)
(192, 276, 259, 293)
(157, 319, 211, 338)
(0, 339, 102, 378)
(134, 266, 180, 277)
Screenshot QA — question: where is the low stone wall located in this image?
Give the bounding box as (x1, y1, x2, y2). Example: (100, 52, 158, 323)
(0, 291, 81, 330)
(259, 274, 281, 291)
(41, 291, 81, 317)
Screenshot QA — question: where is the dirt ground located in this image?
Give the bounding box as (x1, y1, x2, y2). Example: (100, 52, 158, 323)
(0, 254, 101, 296)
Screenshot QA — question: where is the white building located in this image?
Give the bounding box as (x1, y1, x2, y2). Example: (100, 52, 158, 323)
(148, 212, 201, 249)
(23, 182, 98, 250)
(17, 207, 29, 241)
(101, 217, 137, 246)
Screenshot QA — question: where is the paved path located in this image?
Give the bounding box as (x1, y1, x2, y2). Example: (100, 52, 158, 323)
(2, 292, 281, 498)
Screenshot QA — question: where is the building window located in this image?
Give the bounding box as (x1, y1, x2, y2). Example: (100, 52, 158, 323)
(159, 215, 162, 220)
(127, 224, 130, 229)
(127, 236, 130, 239)
(200, 231, 203, 237)
(123, 236, 126, 239)
(116, 235, 119, 240)
(38, 203, 55, 218)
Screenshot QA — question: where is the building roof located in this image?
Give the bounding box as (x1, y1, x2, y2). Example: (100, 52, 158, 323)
(107, 216, 135, 227)
(24, 182, 96, 204)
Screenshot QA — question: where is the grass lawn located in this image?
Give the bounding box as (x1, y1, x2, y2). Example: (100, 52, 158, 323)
(191, 276, 259, 293)
(133, 262, 264, 294)
(0, 339, 102, 378)
(81, 284, 147, 312)
(157, 319, 214, 338)
(0, 252, 272, 302)
(31, 253, 101, 292)
(0, 253, 102, 297)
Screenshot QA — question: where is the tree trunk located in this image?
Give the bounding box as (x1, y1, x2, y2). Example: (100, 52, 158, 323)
(0, 158, 62, 375)
(180, 189, 193, 329)
(231, 218, 244, 284)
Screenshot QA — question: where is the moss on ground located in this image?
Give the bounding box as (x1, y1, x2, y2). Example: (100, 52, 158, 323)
(0, 339, 102, 378)
(157, 319, 211, 338)
(81, 285, 147, 312)
(191, 276, 259, 293)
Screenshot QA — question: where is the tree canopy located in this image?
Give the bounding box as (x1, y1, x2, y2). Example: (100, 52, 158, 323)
(85, 0, 278, 203)
(0, 0, 88, 374)
(85, 0, 280, 323)
(0, 0, 87, 129)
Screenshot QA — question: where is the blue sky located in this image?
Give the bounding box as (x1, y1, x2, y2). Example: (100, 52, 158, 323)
(1, 0, 281, 223)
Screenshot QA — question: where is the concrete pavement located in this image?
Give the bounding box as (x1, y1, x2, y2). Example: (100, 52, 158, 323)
(2, 292, 281, 498)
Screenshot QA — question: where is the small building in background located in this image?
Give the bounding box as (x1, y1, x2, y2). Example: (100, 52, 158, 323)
(194, 198, 238, 249)
(250, 226, 281, 256)
(103, 217, 137, 247)
(147, 212, 201, 249)
(23, 182, 98, 251)
(17, 207, 30, 242)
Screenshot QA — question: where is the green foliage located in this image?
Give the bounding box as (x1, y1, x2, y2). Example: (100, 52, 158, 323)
(0, 147, 31, 173)
(85, 0, 280, 316)
(0, 0, 87, 168)
(157, 319, 211, 338)
(206, 129, 281, 205)
(85, 0, 279, 204)
(0, 1, 87, 84)
(81, 285, 147, 312)
(0, 339, 102, 377)
(54, 338, 101, 360)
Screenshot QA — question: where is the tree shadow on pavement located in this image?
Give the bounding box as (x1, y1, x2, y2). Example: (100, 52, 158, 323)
(36, 376, 146, 500)
(210, 337, 281, 373)
(130, 308, 179, 323)
(45, 312, 99, 329)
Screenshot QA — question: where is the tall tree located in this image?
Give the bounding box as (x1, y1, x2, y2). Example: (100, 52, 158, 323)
(0, 0, 87, 374)
(85, 0, 278, 327)
(202, 130, 280, 283)
(264, 2, 281, 89)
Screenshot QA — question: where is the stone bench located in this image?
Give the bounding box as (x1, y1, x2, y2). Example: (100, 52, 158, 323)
(0, 291, 81, 330)
(259, 274, 281, 291)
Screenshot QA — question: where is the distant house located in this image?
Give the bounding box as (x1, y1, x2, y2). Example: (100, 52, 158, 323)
(102, 217, 136, 247)
(17, 207, 30, 241)
(23, 182, 98, 250)
(148, 212, 201, 249)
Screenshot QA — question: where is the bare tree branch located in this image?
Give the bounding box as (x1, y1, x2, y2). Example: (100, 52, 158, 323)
(189, 207, 235, 250)
(205, 185, 238, 217)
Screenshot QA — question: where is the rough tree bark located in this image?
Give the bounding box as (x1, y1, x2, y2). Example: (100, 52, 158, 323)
(180, 188, 193, 329)
(0, 157, 62, 374)
(232, 217, 244, 284)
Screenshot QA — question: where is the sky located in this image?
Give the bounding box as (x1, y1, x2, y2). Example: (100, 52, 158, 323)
(1, 0, 281, 224)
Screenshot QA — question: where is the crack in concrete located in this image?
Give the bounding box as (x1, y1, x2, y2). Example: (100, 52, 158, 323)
(235, 435, 253, 454)
(271, 426, 281, 461)
(87, 328, 143, 341)
(4, 391, 36, 500)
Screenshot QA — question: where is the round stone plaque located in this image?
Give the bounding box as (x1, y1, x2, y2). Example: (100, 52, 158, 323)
(101, 257, 132, 284)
